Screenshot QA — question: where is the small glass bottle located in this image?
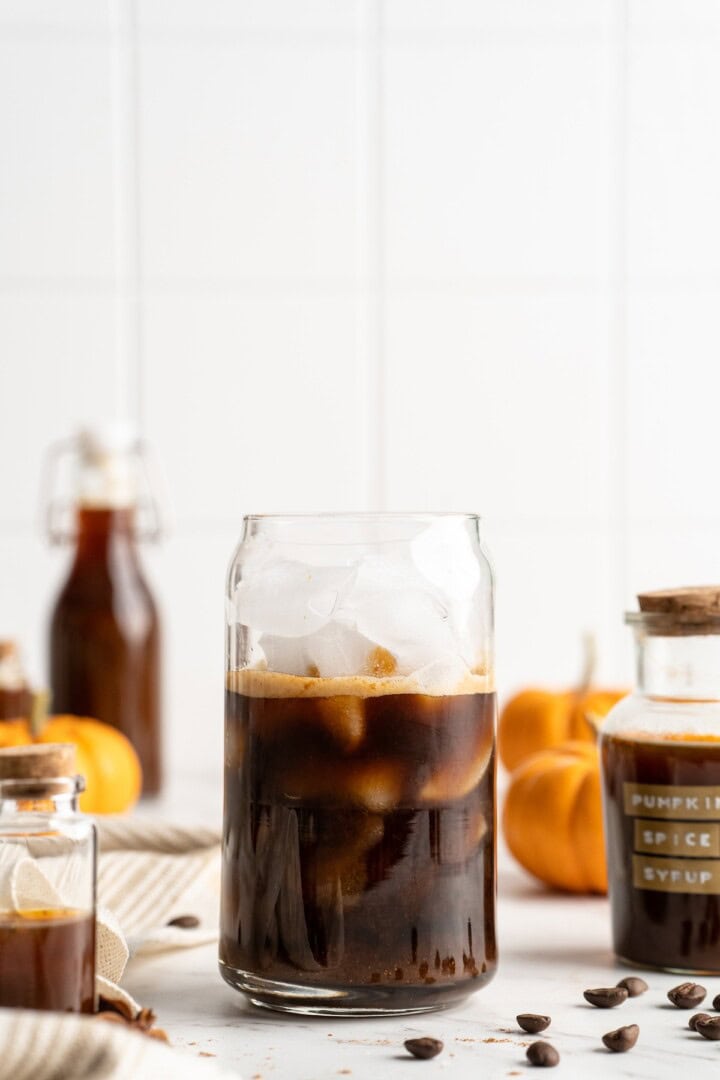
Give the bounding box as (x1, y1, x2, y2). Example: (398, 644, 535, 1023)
(45, 427, 163, 795)
(0, 641, 33, 721)
(0, 742, 96, 1012)
(601, 586, 720, 973)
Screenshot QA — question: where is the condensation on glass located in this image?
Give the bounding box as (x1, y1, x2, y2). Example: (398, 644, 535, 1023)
(0, 743, 96, 1012)
(602, 587, 720, 973)
(220, 513, 497, 1015)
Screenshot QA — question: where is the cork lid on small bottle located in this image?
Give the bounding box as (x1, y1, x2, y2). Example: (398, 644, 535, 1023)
(635, 586, 720, 635)
(0, 743, 76, 781)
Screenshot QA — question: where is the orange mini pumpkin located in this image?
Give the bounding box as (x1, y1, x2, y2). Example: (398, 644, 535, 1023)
(498, 685, 625, 772)
(0, 708, 141, 814)
(498, 636, 626, 771)
(503, 740, 607, 895)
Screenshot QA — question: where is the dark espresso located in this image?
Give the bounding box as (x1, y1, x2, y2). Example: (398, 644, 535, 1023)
(603, 732, 720, 972)
(0, 908, 95, 1012)
(220, 670, 496, 1011)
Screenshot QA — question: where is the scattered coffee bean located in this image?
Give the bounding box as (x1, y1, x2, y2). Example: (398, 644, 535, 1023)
(526, 1041, 559, 1068)
(404, 1038, 443, 1060)
(583, 987, 628, 1008)
(602, 1024, 639, 1053)
(166, 915, 200, 929)
(517, 1014, 551, 1034)
(667, 982, 706, 1009)
(713, 993, 720, 1012)
(616, 976, 648, 998)
(696, 1017, 720, 1041)
(689, 1013, 711, 1032)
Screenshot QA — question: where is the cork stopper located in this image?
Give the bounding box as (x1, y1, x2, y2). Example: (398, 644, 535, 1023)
(635, 587, 720, 635)
(0, 743, 76, 781)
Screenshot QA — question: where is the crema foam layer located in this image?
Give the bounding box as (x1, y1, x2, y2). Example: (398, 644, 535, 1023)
(227, 666, 493, 699)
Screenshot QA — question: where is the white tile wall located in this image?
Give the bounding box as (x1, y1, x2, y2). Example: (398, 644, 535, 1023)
(383, 292, 613, 520)
(143, 293, 364, 520)
(0, 34, 115, 280)
(1, 0, 719, 786)
(384, 36, 615, 282)
(139, 38, 360, 284)
(628, 34, 720, 280)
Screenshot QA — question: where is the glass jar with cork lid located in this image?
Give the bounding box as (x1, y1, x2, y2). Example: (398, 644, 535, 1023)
(601, 586, 720, 973)
(0, 743, 96, 1011)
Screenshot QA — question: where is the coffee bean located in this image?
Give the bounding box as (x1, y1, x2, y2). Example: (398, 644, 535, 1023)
(166, 915, 200, 929)
(404, 1038, 443, 1060)
(517, 1014, 551, 1034)
(602, 1024, 639, 1053)
(713, 993, 720, 1012)
(689, 1013, 711, 1032)
(616, 976, 648, 998)
(667, 982, 706, 1009)
(583, 987, 628, 1008)
(696, 1017, 720, 1041)
(526, 1041, 559, 1068)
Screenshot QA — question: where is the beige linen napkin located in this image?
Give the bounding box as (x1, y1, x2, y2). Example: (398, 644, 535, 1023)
(95, 817, 221, 963)
(0, 1008, 238, 1080)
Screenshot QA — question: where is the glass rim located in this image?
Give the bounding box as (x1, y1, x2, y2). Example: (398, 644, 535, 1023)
(0, 775, 85, 799)
(625, 611, 720, 631)
(243, 511, 482, 524)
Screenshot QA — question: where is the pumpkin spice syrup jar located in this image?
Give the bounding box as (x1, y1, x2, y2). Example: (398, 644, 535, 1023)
(601, 587, 720, 973)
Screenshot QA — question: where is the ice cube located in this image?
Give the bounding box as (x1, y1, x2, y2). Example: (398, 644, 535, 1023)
(259, 622, 379, 678)
(412, 656, 473, 696)
(411, 518, 480, 604)
(339, 555, 457, 675)
(304, 622, 378, 679)
(411, 518, 488, 669)
(258, 634, 312, 677)
(419, 723, 494, 803)
(344, 760, 405, 812)
(234, 561, 355, 637)
(314, 695, 366, 752)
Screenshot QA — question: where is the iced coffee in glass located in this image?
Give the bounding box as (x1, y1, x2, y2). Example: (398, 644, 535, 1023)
(220, 514, 496, 1015)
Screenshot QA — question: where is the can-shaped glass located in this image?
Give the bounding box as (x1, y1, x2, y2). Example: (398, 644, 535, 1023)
(220, 514, 496, 1014)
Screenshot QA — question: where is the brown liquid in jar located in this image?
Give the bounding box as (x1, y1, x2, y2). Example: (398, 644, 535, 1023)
(49, 507, 162, 794)
(603, 730, 720, 972)
(220, 670, 496, 1011)
(0, 908, 95, 1012)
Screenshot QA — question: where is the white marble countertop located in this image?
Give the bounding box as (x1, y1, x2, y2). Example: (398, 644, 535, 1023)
(125, 782, 720, 1078)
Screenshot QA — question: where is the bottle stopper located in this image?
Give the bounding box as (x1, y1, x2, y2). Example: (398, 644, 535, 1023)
(0, 743, 76, 781)
(636, 587, 720, 635)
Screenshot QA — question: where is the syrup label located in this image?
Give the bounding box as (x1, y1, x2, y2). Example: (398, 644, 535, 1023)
(624, 782, 720, 893)
(633, 819, 720, 857)
(633, 855, 720, 894)
(623, 783, 720, 820)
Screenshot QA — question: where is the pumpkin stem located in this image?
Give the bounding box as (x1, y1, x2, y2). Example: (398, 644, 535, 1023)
(29, 690, 50, 739)
(577, 631, 597, 695)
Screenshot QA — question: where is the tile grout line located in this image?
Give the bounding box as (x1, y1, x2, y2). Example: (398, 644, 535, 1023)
(355, 0, 386, 511)
(374, 0, 386, 512)
(128, 0, 146, 434)
(610, 0, 630, 674)
(108, 0, 144, 434)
